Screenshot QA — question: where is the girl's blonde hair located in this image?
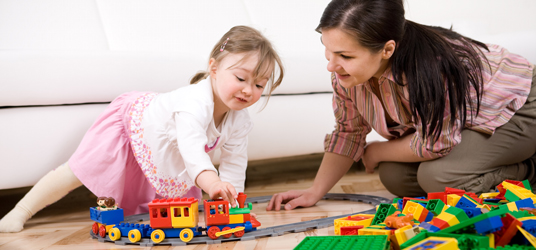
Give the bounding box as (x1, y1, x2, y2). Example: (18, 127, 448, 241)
(190, 26, 284, 107)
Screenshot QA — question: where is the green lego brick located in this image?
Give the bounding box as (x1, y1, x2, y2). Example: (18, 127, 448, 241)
(293, 235, 389, 250)
(400, 231, 490, 250)
(444, 206, 470, 222)
(475, 245, 536, 250)
(426, 199, 446, 216)
(522, 180, 532, 191)
(229, 202, 252, 215)
(371, 203, 397, 225)
(505, 190, 521, 202)
(508, 210, 533, 219)
(432, 233, 489, 250)
(439, 206, 509, 234)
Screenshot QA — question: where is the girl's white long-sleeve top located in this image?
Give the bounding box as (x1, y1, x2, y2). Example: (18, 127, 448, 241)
(139, 77, 253, 197)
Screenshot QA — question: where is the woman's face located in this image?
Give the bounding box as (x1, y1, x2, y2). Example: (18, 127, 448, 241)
(321, 28, 386, 88)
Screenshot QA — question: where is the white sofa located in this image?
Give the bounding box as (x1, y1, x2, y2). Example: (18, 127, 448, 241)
(1, 0, 535, 190)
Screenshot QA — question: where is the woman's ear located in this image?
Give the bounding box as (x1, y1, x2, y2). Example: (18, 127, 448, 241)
(382, 40, 396, 59)
(208, 58, 218, 78)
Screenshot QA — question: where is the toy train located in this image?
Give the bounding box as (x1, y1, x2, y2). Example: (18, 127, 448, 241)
(90, 192, 260, 244)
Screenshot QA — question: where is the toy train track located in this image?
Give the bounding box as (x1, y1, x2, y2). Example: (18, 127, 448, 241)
(90, 193, 391, 246)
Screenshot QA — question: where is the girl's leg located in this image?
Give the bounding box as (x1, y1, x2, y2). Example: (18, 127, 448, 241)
(0, 162, 82, 233)
(378, 161, 426, 197)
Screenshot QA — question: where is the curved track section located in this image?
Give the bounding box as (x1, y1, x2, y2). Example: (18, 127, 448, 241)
(90, 193, 392, 246)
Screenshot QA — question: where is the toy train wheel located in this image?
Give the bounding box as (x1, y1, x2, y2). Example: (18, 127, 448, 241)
(151, 229, 165, 244)
(207, 226, 220, 240)
(128, 229, 142, 243)
(99, 225, 107, 238)
(91, 222, 99, 235)
(179, 228, 194, 242)
(222, 227, 232, 238)
(109, 228, 121, 241)
(234, 227, 245, 238)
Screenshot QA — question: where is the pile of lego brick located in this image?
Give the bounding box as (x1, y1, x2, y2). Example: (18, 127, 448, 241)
(329, 179, 536, 250)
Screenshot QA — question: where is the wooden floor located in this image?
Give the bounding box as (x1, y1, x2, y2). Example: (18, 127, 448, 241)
(0, 154, 395, 250)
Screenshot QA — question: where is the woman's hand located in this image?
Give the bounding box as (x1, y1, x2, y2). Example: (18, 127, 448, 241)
(266, 188, 321, 211)
(362, 141, 383, 173)
(207, 181, 238, 208)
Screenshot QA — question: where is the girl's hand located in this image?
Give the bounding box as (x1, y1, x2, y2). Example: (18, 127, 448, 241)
(208, 181, 238, 208)
(362, 141, 382, 173)
(266, 188, 321, 211)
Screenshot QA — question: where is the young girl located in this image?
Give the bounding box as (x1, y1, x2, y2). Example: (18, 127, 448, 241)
(267, 0, 535, 211)
(1, 25, 284, 232)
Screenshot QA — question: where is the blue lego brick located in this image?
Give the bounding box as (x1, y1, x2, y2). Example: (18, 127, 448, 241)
(90, 207, 124, 225)
(521, 219, 536, 235)
(397, 199, 404, 211)
(419, 222, 440, 233)
(115, 223, 152, 238)
(455, 196, 478, 209)
(461, 207, 482, 218)
(423, 212, 434, 222)
(474, 215, 503, 235)
(514, 198, 535, 210)
(160, 227, 203, 238)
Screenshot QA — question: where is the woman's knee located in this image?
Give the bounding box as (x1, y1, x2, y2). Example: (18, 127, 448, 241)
(378, 162, 425, 197)
(417, 161, 458, 193)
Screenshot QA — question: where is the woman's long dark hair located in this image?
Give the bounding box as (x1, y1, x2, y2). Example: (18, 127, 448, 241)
(317, 0, 489, 142)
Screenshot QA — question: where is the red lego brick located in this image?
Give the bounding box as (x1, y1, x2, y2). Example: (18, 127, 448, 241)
(427, 192, 447, 204)
(148, 198, 173, 229)
(204, 199, 230, 226)
(340, 226, 364, 235)
(494, 213, 523, 246)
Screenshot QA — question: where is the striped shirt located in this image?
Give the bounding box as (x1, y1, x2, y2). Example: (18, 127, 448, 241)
(324, 44, 534, 160)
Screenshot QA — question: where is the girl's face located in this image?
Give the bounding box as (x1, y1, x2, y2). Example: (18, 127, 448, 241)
(210, 52, 269, 112)
(321, 28, 389, 88)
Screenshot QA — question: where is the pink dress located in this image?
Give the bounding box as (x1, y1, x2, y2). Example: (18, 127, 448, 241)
(69, 92, 202, 216)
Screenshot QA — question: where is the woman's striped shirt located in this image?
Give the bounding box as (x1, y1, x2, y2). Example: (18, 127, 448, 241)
(324, 44, 534, 160)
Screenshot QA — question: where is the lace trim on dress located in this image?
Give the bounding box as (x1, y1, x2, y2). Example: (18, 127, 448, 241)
(128, 93, 194, 198)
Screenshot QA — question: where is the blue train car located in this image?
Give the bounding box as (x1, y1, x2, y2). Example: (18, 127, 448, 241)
(90, 207, 124, 238)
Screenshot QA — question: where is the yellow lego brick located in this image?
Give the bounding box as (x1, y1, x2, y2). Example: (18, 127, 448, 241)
(502, 181, 536, 200)
(436, 212, 460, 226)
(518, 217, 536, 223)
(447, 194, 461, 207)
(357, 228, 391, 236)
(402, 201, 424, 220)
(506, 201, 519, 212)
(404, 236, 458, 250)
(440, 204, 448, 214)
(333, 214, 374, 235)
(394, 225, 412, 244)
(229, 214, 244, 224)
(368, 224, 386, 229)
(479, 192, 499, 199)
(487, 233, 495, 248)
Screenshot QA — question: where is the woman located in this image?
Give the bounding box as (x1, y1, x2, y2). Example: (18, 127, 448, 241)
(267, 0, 535, 211)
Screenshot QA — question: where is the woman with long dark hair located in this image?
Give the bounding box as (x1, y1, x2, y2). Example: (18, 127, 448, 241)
(268, 0, 535, 210)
